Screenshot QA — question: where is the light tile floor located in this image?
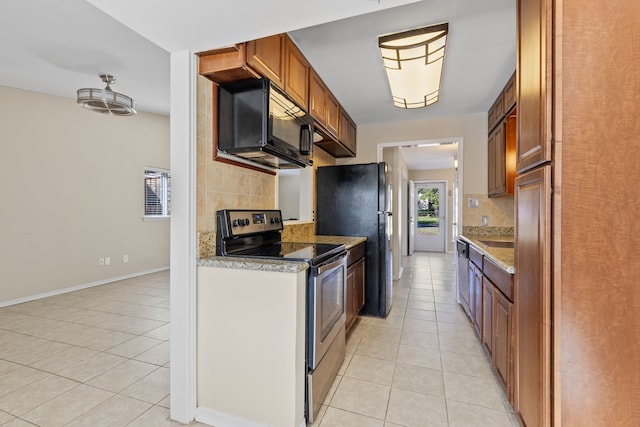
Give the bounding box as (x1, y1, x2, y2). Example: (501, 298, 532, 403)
(0, 253, 519, 427)
(0, 270, 205, 427)
(310, 251, 520, 427)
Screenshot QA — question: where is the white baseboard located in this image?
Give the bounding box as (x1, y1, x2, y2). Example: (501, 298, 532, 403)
(196, 407, 265, 427)
(0, 266, 169, 308)
(195, 406, 307, 427)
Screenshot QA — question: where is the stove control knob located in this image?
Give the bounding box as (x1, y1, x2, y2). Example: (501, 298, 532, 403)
(232, 219, 239, 227)
(243, 218, 250, 226)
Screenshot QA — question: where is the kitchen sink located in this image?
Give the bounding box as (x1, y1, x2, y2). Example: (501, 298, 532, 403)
(479, 240, 514, 249)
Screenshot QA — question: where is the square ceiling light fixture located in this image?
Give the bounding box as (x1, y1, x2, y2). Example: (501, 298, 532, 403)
(379, 23, 448, 109)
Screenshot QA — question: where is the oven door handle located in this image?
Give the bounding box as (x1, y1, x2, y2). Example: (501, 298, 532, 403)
(313, 254, 347, 276)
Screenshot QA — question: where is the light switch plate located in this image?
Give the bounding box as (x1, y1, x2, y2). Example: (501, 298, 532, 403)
(468, 197, 479, 208)
(481, 216, 489, 226)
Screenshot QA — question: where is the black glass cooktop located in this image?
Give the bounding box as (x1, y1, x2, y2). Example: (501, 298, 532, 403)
(229, 242, 345, 265)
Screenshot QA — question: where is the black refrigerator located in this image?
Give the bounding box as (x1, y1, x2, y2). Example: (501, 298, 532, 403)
(316, 162, 393, 317)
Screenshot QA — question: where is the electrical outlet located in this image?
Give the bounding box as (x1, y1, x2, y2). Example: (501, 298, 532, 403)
(123, 255, 129, 263)
(98, 258, 105, 266)
(481, 216, 489, 226)
(105, 257, 111, 266)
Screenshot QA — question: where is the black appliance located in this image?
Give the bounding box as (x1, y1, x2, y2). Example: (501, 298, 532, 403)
(217, 78, 318, 169)
(316, 162, 393, 317)
(215, 209, 347, 424)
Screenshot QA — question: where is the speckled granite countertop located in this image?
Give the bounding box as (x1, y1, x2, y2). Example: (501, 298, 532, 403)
(197, 235, 366, 272)
(284, 235, 367, 249)
(197, 257, 309, 273)
(459, 235, 515, 274)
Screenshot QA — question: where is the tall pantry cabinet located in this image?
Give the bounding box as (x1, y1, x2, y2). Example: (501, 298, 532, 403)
(515, 0, 640, 426)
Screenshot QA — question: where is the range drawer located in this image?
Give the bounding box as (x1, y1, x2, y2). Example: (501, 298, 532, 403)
(483, 257, 514, 301)
(346, 242, 365, 266)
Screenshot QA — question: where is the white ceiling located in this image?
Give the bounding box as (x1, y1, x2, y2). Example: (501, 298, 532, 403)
(0, 0, 515, 170)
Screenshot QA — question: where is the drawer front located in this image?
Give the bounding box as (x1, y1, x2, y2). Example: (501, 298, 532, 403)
(483, 257, 513, 301)
(346, 242, 365, 266)
(469, 246, 483, 268)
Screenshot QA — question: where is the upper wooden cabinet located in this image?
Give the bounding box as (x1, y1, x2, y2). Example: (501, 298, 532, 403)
(309, 70, 327, 124)
(339, 109, 357, 155)
(487, 72, 517, 198)
(198, 44, 260, 84)
(516, 0, 552, 173)
(488, 92, 504, 132)
(284, 37, 310, 109)
(199, 33, 357, 158)
(503, 72, 516, 113)
(309, 69, 339, 138)
(246, 34, 286, 89)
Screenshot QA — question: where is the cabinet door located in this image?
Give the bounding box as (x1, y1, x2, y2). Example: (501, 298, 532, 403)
(482, 277, 494, 356)
(469, 262, 483, 338)
(488, 93, 504, 132)
(246, 34, 285, 89)
(309, 70, 327, 124)
(494, 289, 513, 401)
(488, 124, 506, 197)
(325, 92, 340, 137)
(503, 72, 516, 113)
(354, 257, 365, 313)
(517, 0, 552, 173)
(284, 38, 309, 109)
(515, 165, 551, 426)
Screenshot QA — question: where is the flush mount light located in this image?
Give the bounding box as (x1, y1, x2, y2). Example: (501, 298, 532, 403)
(77, 74, 137, 116)
(379, 22, 448, 109)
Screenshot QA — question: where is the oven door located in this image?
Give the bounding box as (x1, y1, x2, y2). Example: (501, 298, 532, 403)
(309, 253, 347, 369)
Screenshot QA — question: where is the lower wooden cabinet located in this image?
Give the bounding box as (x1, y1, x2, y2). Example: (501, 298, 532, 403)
(483, 275, 514, 402)
(482, 278, 494, 356)
(469, 261, 483, 338)
(493, 288, 513, 397)
(346, 244, 365, 333)
(466, 247, 514, 405)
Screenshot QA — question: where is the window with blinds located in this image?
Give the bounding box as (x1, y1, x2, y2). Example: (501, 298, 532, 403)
(144, 168, 171, 218)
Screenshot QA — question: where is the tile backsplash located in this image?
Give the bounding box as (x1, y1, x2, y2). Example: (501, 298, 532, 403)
(196, 75, 276, 233)
(463, 193, 514, 228)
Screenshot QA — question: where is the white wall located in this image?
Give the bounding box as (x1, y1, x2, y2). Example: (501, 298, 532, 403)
(342, 113, 487, 196)
(0, 86, 170, 304)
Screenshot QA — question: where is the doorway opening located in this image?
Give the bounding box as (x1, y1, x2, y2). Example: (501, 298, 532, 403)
(412, 180, 447, 252)
(378, 138, 463, 278)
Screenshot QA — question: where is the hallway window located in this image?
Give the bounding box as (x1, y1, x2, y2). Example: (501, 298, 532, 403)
(144, 167, 171, 219)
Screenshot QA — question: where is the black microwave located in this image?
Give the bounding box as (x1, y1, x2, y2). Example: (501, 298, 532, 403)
(217, 78, 317, 169)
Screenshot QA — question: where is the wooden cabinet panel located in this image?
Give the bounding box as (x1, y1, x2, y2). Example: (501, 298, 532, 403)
(483, 257, 514, 301)
(198, 45, 260, 84)
(284, 38, 309, 109)
(488, 125, 505, 196)
(339, 109, 357, 155)
(515, 165, 551, 427)
(516, 0, 552, 173)
(308, 70, 326, 124)
(469, 261, 483, 338)
(488, 92, 504, 132)
(246, 34, 285, 89)
(346, 244, 365, 333)
(503, 71, 516, 113)
(469, 246, 483, 269)
(325, 92, 340, 137)
(488, 110, 517, 198)
(494, 288, 513, 400)
(482, 278, 494, 356)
